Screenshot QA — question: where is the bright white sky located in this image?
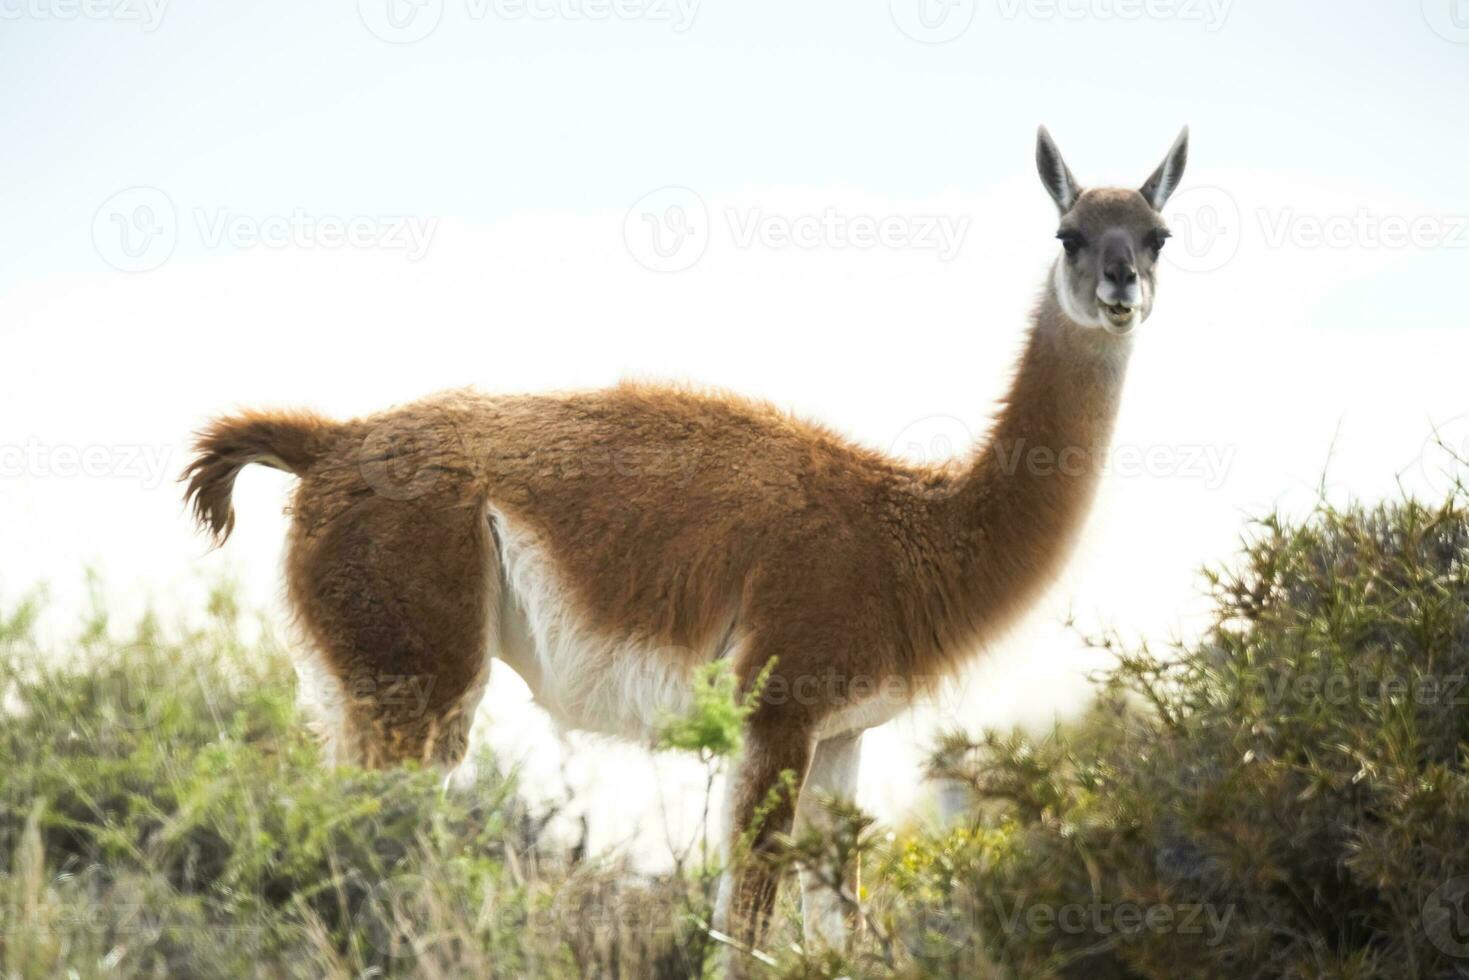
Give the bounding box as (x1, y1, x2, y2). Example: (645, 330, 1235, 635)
(3, 1, 1468, 863)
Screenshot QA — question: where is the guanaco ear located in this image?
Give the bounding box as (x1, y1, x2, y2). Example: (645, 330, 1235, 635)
(1140, 126, 1189, 211)
(1036, 126, 1081, 214)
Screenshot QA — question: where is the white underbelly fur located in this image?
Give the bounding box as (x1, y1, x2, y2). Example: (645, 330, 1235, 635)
(814, 697, 906, 742)
(491, 506, 703, 742)
(488, 506, 913, 744)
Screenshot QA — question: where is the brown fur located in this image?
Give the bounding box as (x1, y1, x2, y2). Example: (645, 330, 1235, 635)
(185, 314, 1124, 731)
(182, 410, 333, 541)
(180, 295, 1129, 940)
(181, 136, 1180, 955)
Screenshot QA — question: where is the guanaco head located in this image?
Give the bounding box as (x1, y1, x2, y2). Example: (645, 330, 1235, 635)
(1036, 126, 1189, 336)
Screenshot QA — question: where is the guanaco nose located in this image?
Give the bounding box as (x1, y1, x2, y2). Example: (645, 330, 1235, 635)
(1103, 250, 1138, 288)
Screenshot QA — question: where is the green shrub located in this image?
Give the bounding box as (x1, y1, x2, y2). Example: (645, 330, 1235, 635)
(0, 593, 712, 979)
(802, 490, 1469, 979)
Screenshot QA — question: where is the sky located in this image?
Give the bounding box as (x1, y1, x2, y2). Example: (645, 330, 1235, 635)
(2, 0, 1468, 863)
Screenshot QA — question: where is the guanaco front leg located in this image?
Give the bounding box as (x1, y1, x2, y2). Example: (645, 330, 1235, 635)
(714, 716, 813, 969)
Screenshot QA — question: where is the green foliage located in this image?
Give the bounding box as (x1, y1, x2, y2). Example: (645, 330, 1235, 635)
(783, 489, 1469, 978)
(656, 656, 776, 760)
(0, 595, 712, 979)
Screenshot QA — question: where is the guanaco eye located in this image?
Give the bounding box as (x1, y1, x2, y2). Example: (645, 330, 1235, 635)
(1057, 231, 1085, 256)
(1145, 229, 1171, 253)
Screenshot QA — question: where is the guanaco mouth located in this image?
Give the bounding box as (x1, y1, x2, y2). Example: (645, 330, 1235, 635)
(1102, 302, 1136, 330)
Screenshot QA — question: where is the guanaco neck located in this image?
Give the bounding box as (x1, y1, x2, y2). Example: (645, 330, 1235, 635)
(931, 280, 1133, 654)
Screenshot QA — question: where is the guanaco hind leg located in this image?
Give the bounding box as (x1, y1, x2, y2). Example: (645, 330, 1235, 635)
(794, 731, 864, 949)
(286, 491, 497, 770)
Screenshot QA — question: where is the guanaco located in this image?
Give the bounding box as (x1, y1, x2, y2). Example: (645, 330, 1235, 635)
(184, 124, 1189, 955)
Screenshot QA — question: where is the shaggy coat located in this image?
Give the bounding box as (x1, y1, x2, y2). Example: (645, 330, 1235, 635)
(184, 296, 1127, 745)
(181, 126, 1187, 958)
(181, 294, 1128, 936)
